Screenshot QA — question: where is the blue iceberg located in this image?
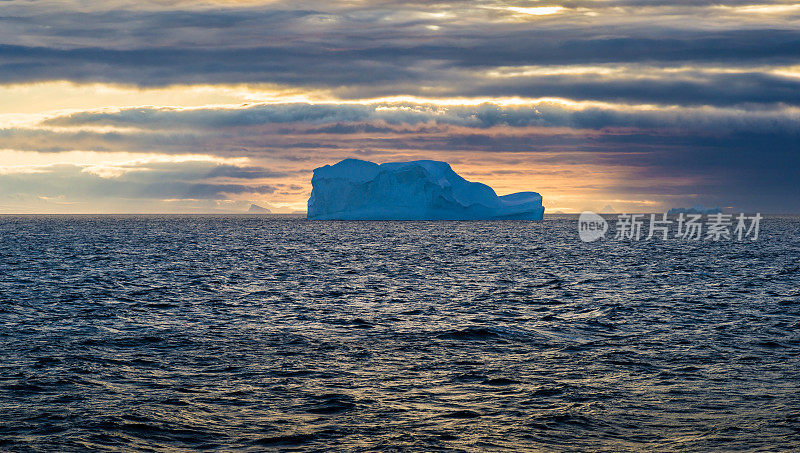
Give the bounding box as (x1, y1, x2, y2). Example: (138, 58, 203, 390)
(307, 159, 545, 220)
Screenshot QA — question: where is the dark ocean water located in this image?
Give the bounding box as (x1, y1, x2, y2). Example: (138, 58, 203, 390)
(1, 215, 799, 452)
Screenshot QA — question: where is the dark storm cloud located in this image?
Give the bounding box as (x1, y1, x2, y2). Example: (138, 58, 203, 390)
(43, 104, 377, 129)
(449, 72, 800, 107)
(40, 102, 800, 135)
(2, 30, 800, 94)
(0, 2, 799, 107)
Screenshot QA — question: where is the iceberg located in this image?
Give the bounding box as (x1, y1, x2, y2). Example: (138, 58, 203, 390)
(247, 203, 271, 214)
(667, 204, 722, 215)
(307, 159, 545, 220)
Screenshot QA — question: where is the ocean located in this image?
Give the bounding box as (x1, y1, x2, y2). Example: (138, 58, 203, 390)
(1, 215, 798, 451)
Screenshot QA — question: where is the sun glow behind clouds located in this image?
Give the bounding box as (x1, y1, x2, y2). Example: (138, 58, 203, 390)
(1, 63, 798, 213)
(0, 82, 329, 116)
(0, 0, 797, 214)
(1, 78, 796, 213)
(505, 6, 565, 16)
(721, 3, 800, 15)
(9, 59, 800, 125)
(0, 150, 249, 176)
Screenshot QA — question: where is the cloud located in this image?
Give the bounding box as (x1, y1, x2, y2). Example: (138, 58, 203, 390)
(0, 0, 799, 212)
(0, 2, 799, 108)
(6, 97, 798, 212)
(0, 159, 281, 204)
(38, 101, 800, 135)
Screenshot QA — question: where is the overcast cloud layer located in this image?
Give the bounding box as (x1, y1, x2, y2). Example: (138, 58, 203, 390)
(0, 0, 798, 212)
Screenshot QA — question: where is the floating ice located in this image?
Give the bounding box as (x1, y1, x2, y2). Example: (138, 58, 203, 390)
(307, 159, 545, 220)
(667, 204, 722, 215)
(247, 204, 270, 214)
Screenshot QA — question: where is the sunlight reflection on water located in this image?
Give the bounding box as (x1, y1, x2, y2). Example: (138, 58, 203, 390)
(0, 215, 798, 451)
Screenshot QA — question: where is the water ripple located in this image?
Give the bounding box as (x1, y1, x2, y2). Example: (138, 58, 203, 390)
(0, 215, 798, 451)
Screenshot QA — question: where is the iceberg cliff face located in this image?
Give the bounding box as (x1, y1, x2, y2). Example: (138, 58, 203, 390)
(307, 159, 544, 220)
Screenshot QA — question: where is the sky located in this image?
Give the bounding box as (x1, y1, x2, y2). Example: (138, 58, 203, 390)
(0, 0, 798, 214)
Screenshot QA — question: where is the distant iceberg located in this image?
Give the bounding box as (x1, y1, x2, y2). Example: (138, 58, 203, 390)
(307, 159, 544, 220)
(667, 204, 722, 215)
(247, 204, 271, 214)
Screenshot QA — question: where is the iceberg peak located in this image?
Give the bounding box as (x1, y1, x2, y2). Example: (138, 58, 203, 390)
(307, 158, 544, 220)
